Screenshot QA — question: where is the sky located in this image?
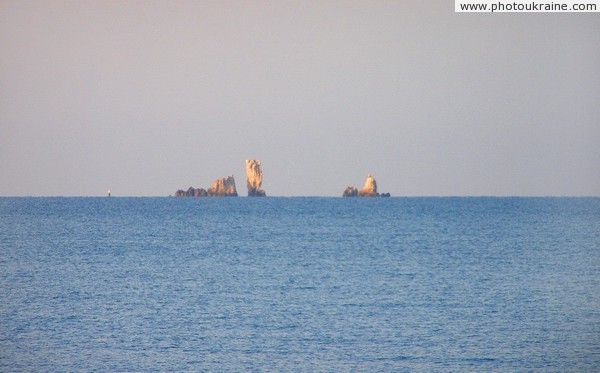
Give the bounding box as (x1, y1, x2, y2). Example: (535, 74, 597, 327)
(1, 1, 599, 196)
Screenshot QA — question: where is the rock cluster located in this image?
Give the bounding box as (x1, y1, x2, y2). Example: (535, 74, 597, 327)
(175, 175, 237, 197)
(343, 174, 390, 197)
(207, 175, 238, 197)
(246, 159, 266, 197)
(174, 162, 392, 198)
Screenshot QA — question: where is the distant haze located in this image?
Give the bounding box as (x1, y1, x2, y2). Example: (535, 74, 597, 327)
(1, 1, 598, 196)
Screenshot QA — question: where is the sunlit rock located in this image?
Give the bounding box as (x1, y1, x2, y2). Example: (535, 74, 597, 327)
(246, 159, 266, 197)
(207, 175, 238, 197)
(358, 174, 379, 197)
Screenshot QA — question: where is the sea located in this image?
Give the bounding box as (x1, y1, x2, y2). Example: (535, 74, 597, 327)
(1, 197, 599, 371)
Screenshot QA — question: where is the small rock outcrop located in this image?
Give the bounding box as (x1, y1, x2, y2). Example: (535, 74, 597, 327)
(246, 159, 266, 197)
(343, 174, 390, 197)
(342, 186, 358, 197)
(175, 187, 208, 197)
(207, 175, 238, 197)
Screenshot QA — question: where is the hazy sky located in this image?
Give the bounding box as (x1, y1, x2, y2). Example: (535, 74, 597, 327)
(1, 1, 599, 196)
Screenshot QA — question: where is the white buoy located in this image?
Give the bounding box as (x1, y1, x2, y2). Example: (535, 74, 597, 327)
(108, 189, 111, 197)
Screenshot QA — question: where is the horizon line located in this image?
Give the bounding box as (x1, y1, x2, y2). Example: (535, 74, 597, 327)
(1, 195, 599, 198)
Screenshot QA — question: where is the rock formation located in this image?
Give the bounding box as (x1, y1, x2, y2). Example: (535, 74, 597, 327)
(342, 186, 358, 197)
(175, 187, 207, 197)
(358, 174, 378, 197)
(207, 175, 238, 197)
(343, 174, 389, 197)
(246, 159, 266, 197)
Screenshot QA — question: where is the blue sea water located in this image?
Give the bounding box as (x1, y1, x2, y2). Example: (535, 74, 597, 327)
(0, 197, 599, 371)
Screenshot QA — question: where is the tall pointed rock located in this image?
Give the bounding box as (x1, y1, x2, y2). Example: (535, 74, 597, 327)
(246, 159, 266, 197)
